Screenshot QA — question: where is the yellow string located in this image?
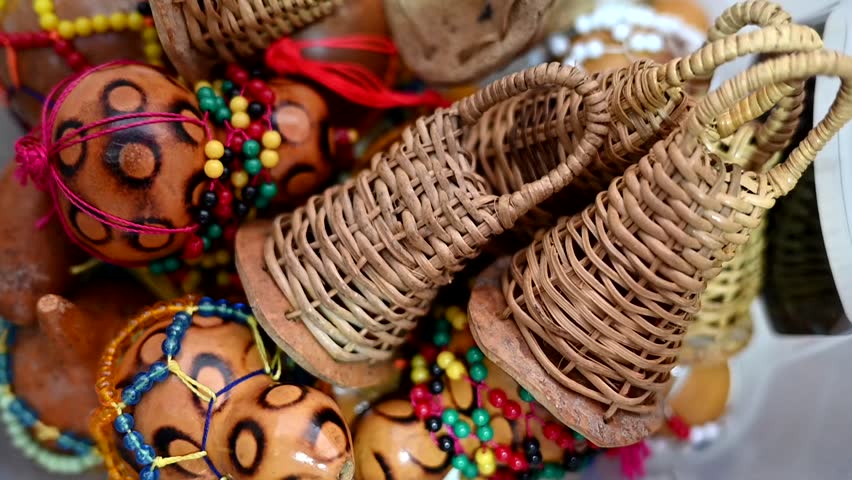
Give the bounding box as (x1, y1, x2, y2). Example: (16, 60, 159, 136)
(151, 450, 208, 469)
(33, 422, 61, 442)
(167, 358, 216, 403)
(69, 257, 102, 275)
(0, 328, 8, 355)
(247, 315, 283, 381)
(110, 402, 125, 415)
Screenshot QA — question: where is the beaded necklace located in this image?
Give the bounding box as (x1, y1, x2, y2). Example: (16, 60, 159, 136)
(91, 297, 285, 480)
(0, 318, 102, 474)
(407, 305, 601, 479)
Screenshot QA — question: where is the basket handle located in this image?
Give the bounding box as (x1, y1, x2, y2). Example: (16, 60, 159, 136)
(687, 49, 852, 198)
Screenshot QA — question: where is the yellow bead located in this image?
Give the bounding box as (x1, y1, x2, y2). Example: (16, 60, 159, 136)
(436, 351, 455, 370)
(475, 448, 495, 465)
(32, 0, 53, 15)
(445, 306, 467, 330)
(200, 254, 217, 269)
(260, 149, 279, 169)
(57, 20, 75, 39)
(74, 17, 92, 36)
(127, 11, 144, 31)
(261, 130, 282, 149)
(229, 96, 248, 113)
(194, 81, 212, 93)
(231, 170, 249, 188)
(230, 111, 250, 129)
(479, 461, 497, 476)
(215, 249, 230, 265)
(91, 14, 109, 33)
(204, 159, 224, 179)
(181, 270, 202, 292)
(142, 27, 159, 42)
(204, 140, 224, 159)
(212, 79, 223, 92)
(38, 13, 58, 30)
(411, 354, 427, 369)
(410, 367, 430, 384)
(109, 12, 127, 31)
(143, 43, 162, 60)
(216, 271, 231, 287)
(446, 360, 466, 380)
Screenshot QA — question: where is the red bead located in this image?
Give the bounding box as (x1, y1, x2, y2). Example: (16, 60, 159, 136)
(246, 121, 265, 140)
(414, 402, 431, 420)
(53, 39, 73, 55)
(226, 64, 248, 85)
(218, 189, 233, 205)
(494, 445, 512, 462)
(508, 454, 527, 471)
(247, 79, 265, 96)
(488, 389, 507, 408)
(214, 202, 232, 220)
(256, 87, 275, 105)
(543, 422, 562, 441)
(421, 345, 439, 363)
(223, 224, 238, 243)
(66, 52, 87, 71)
(557, 433, 574, 450)
(182, 236, 204, 259)
(229, 137, 244, 154)
(409, 385, 430, 404)
(502, 400, 522, 420)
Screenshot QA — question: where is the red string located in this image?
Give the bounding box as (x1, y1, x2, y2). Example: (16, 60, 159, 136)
(265, 35, 450, 109)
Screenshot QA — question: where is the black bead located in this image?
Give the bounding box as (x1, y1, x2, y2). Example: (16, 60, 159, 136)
(425, 416, 442, 433)
(234, 201, 249, 218)
(429, 363, 444, 377)
(220, 166, 231, 180)
(517, 472, 534, 480)
(428, 379, 444, 395)
(243, 186, 258, 202)
(563, 452, 582, 472)
(229, 87, 242, 99)
(250, 67, 265, 79)
(527, 451, 543, 466)
(248, 102, 265, 120)
(221, 147, 233, 163)
(437, 435, 454, 452)
(201, 191, 218, 208)
(136, 1, 152, 15)
(523, 437, 540, 456)
(196, 209, 212, 225)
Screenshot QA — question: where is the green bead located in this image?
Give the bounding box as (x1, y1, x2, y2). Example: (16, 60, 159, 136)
(199, 97, 217, 112)
(466, 347, 484, 364)
(196, 86, 215, 99)
(221, 80, 234, 93)
(519, 387, 535, 403)
(149, 261, 164, 275)
(453, 420, 471, 438)
(476, 424, 494, 442)
(451, 455, 469, 470)
(163, 257, 181, 272)
(573, 430, 585, 440)
(471, 408, 490, 426)
(207, 224, 223, 239)
(441, 409, 459, 426)
(259, 182, 278, 199)
(244, 158, 262, 175)
(215, 96, 227, 108)
(462, 463, 478, 479)
(468, 362, 488, 382)
(435, 318, 451, 332)
(214, 107, 232, 123)
(541, 463, 564, 478)
(202, 236, 212, 251)
(433, 330, 450, 347)
(242, 139, 261, 157)
(254, 197, 270, 209)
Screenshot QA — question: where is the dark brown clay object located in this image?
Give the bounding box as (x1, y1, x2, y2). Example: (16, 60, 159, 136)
(468, 258, 664, 447)
(114, 312, 354, 480)
(0, 0, 152, 128)
(266, 78, 334, 209)
(50, 63, 207, 265)
(234, 220, 400, 388)
(383, 0, 554, 85)
(0, 163, 85, 326)
(11, 278, 152, 439)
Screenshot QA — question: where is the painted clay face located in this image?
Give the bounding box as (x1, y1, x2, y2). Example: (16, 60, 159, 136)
(114, 312, 354, 480)
(0, 0, 162, 128)
(50, 63, 206, 264)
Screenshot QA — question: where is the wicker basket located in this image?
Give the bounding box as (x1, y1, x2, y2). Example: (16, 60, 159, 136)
(150, 0, 339, 83)
(498, 46, 852, 439)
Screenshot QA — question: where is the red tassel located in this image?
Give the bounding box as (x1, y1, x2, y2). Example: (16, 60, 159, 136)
(265, 36, 449, 109)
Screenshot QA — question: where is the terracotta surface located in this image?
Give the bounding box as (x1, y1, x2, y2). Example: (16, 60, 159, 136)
(0, 0, 152, 128)
(0, 163, 85, 326)
(114, 311, 354, 480)
(50, 63, 206, 265)
(468, 258, 665, 447)
(11, 277, 152, 439)
(235, 220, 401, 388)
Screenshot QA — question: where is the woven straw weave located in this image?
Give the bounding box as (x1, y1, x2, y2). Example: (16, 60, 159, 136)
(264, 63, 610, 362)
(503, 40, 852, 420)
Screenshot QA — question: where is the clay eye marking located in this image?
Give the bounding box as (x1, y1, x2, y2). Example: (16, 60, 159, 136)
(54, 119, 87, 177)
(153, 426, 207, 476)
(372, 452, 395, 479)
(309, 407, 351, 456)
(280, 163, 320, 198)
(189, 352, 233, 413)
(104, 130, 162, 188)
(228, 419, 265, 476)
(124, 217, 175, 253)
(101, 79, 148, 116)
(272, 102, 312, 145)
(68, 205, 112, 245)
(260, 384, 307, 409)
(169, 100, 204, 146)
(185, 170, 210, 210)
(478, 1, 493, 21)
(374, 404, 417, 423)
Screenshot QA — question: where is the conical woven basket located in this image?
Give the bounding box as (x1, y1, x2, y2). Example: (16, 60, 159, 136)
(151, 0, 340, 83)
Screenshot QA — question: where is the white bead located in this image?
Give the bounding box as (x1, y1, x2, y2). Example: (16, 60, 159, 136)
(633, 8, 654, 27)
(587, 39, 605, 59)
(613, 23, 632, 41)
(548, 34, 570, 56)
(576, 15, 592, 34)
(647, 34, 665, 52)
(628, 34, 645, 51)
(689, 426, 705, 444)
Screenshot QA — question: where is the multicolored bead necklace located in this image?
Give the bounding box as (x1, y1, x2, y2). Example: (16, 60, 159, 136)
(0, 318, 102, 474)
(408, 305, 600, 479)
(92, 297, 284, 480)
